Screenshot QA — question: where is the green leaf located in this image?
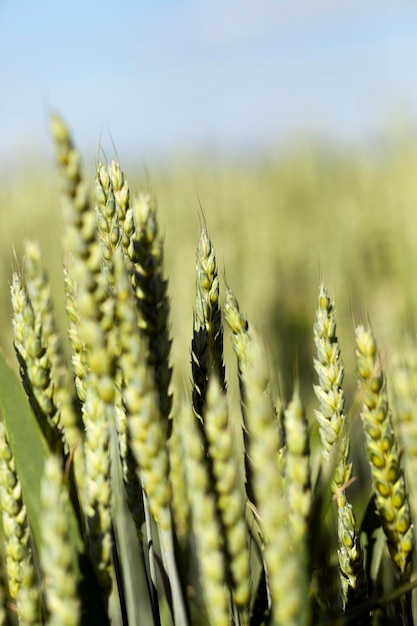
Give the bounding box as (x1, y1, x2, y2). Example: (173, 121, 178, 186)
(111, 429, 156, 625)
(0, 349, 109, 624)
(0, 349, 51, 550)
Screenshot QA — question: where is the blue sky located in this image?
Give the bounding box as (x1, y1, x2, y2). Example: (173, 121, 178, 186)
(2, 1, 417, 168)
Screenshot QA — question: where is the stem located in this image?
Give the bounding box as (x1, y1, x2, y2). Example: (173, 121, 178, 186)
(143, 491, 161, 626)
(158, 525, 189, 626)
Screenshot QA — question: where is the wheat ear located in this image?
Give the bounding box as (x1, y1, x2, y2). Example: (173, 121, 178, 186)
(243, 331, 309, 626)
(314, 285, 368, 611)
(24, 240, 81, 452)
(11, 271, 64, 453)
(390, 343, 417, 529)
(179, 401, 229, 626)
(168, 416, 190, 547)
(0, 421, 33, 602)
(40, 456, 80, 626)
(192, 227, 226, 423)
(127, 192, 173, 434)
(204, 376, 251, 617)
(51, 116, 115, 597)
(283, 387, 311, 542)
(356, 325, 414, 578)
(223, 287, 255, 504)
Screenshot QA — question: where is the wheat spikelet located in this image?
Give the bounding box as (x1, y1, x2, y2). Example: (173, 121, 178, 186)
(16, 558, 41, 626)
(108, 160, 134, 260)
(95, 161, 119, 277)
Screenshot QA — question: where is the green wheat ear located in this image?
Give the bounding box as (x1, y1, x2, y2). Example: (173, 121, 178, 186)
(390, 341, 417, 528)
(128, 192, 173, 434)
(0, 420, 33, 602)
(313, 285, 368, 613)
(11, 271, 64, 453)
(179, 400, 229, 626)
(192, 226, 226, 424)
(40, 456, 80, 626)
(223, 287, 255, 504)
(204, 376, 251, 619)
(356, 325, 414, 579)
(243, 330, 309, 626)
(283, 386, 311, 543)
(51, 116, 115, 599)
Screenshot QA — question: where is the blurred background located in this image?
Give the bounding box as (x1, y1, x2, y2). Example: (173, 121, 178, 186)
(2, 0, 417, 411)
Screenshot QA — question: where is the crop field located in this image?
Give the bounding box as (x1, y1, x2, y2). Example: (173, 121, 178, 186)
(1, 122, 417, 624)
